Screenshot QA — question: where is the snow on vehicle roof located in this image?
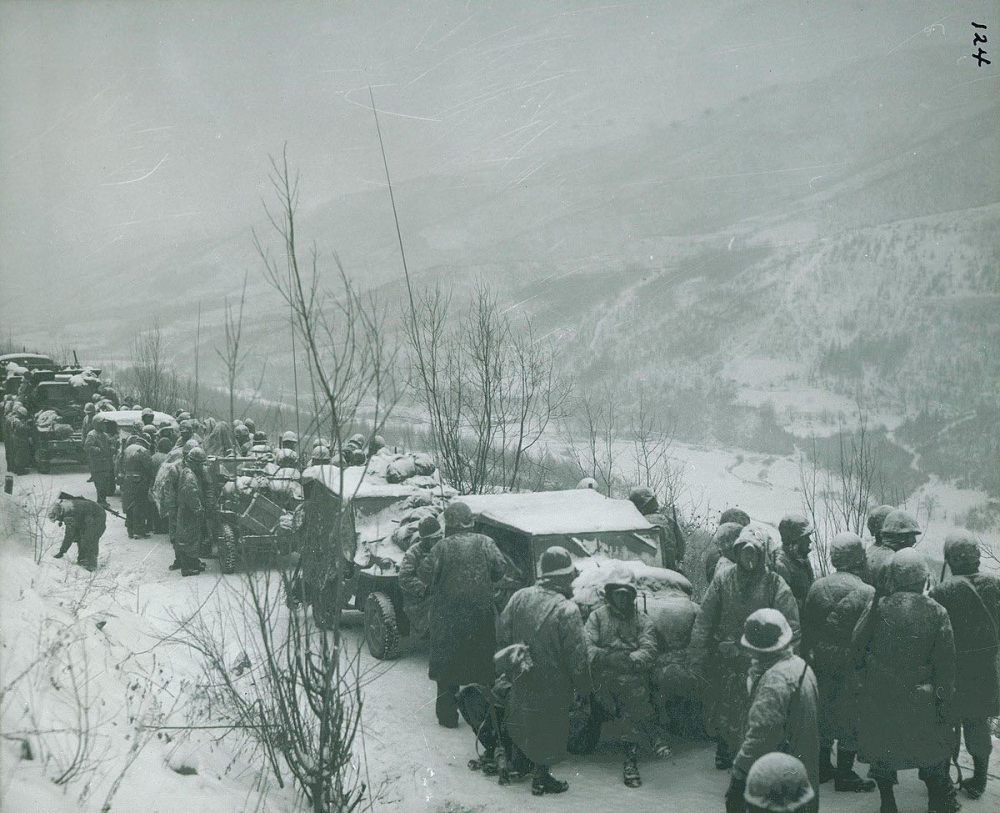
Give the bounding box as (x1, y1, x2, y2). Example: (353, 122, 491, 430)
(460, 489, 655, 536)
(0, 353, 54, 363)
(100, 409, 177, 428)
(301, 464, 435, 499)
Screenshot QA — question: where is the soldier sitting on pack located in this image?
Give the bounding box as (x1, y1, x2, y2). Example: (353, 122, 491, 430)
(48, 495, 107, 572)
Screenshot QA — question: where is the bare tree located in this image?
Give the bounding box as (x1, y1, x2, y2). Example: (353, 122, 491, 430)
(564, 386, 624, 497)
(121, 320, 180, 412)
(215, 271, 263, 426)
(405, 282, 568, 494)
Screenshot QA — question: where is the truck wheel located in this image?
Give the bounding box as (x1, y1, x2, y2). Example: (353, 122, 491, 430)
(218, 522, 239, 574)
(364, 592, 400, 660)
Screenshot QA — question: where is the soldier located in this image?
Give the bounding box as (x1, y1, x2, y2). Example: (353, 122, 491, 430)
(121, 435, 154, 538)
(704, 509, 752, 585)
(801, 532, 876, 793)
(279, 430, 298, 452)
(309, 445, 332, 466)
(628, 486, 685, 572)
(706, 522, 745, 586)
(855, 548, 959, 813)
(243, 417, 256, 436)
(97, 379, 121, 407)
(743, 753, 816, 813)
(499, 546, 592, 796)
(423, 501, 507, 728)
(149, 437, 173, 534)
(80, 401, 96, 444)
(175, 445, 209, 576)
(728, 609, 820, 813)
(398, 515, 442, 638)
(84, 415, 116, 504)
(140, 407, 155, 428)
(585, 571, 669, 788)
(690, 525, 801, 770)
(8, 404, 33, 474)
(234, 423, 252, 455)
(576, 477, 599, 491)
(771, 514, 815, 614)
(48, 495, 107, 572)
(929, 531, 1000, 801)
(865, 509, 921, 592)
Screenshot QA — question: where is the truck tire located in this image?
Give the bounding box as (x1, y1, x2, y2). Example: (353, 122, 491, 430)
(218, 522, 239, 574)
(364, 592, 400, 660)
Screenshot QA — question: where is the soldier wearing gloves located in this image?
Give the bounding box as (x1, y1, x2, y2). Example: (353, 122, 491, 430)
(48, 495, 107, 572)
(585, 571, 669, 788)
(498, 546, 592, 797)
(801, 532, 876, 793)
(727, 609, 819, 813)
(854, 547, 959, 813)
(689, 525, 800, 771)
(743, 753, 816, 813)
(929, 530, 1000, 801)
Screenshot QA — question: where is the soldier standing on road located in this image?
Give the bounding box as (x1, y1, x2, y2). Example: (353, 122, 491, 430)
(690, 525, 801, 771)
(727, 609, 820, 813)
(771, 514, 815, 614)
(743, 753, 816, 813)
(48, 495, 107, 572)
(801, 532, 876, 793)
(854, 548, 960, 813)
(8, 404, 32, 474)
(80, 401, 96, 445)
(423, 501, 507, 728)
(929, 530, 1000, 802)
(499, 546, 592, 797)
(84, 415, 116, 504)
(628, 486, 685, 572)
(121, 435, 154, 539)
(175, 445, 209, 576)
(585, 571, 670, 788)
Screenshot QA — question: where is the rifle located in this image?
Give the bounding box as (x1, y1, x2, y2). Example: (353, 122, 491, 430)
(58, 491, 124, 519)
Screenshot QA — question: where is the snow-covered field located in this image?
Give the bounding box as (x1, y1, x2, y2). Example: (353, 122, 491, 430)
(2, 452, 998, 812)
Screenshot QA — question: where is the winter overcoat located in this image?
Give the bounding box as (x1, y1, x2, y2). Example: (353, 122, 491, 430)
(424, 531, 507, 685)
(84, 429, 115, 475)
(175, 464, 205, 557)
(771, 548, 814, 612)
(733, 652, 820, 806)
(930, 572, 1000, 719)
(585, 601, 658, 721)
(399, 539, 434, 636)
(802, 571, 874, 748)
(689, 559, 800, 750)
(499, 584, 592, 765)
(58, 498, 106, 569)
(856, 559, 955, 771)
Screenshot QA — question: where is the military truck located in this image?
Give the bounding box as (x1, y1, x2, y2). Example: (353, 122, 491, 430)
(31, 380, 92, 472)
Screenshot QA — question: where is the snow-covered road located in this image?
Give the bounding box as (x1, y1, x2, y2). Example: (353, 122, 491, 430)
(2, 455, 997, 812)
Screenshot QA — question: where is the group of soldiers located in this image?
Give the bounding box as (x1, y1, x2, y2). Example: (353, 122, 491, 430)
(398, 491, 996, 813)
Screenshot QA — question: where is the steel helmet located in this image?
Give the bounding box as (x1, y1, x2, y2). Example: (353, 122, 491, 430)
(830, 532, 866, 571)
(443, 501, 474, 530)
(881, 509, 922, 537)
(720, 507, 751, 527)
(141, 407, 154, 417)
(84, 402, 95, 413)
(253, 431, 268, 443)
(576, 477, 599, 490)
(943, 530, 980, 574)
(628, 486, 658, 514)
(539, 546, 576, 578)
(741, 609, 794, 654)
(184, 446, 208, 464)
(281, 431, 298, 444)
(311, 445, 332, 463)
(141, 424, 158, 436)
(777, 513, 813, 543)
(312, 436, 331, 449)
(744, 752, 815, 812)
(867, 504, 894, 538)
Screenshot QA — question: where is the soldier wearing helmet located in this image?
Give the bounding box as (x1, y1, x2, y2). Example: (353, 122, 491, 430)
(930, 530, 1000, 801)
(310, 445, 332, 466)
(576, 477, 599, 491)
(743, 753, 816, 813)
(83, 414, 116, 503)
(140, 407, 155, 427)
(772, 514, 816, 613)
(800, 533, 876, 793)
(175, 445, 209, 576)
(7, 402, 33, 474)
(865, 509, 920, 592)
(728, 610, 820, 813)
(280, 430, 298, 451)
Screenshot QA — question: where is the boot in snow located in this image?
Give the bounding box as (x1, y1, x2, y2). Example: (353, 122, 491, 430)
(623, 745, 642, 788)
(962, 756, 988, 800)
(926, 776, 962, 813)
(834, 750, 875, 792)
(531, 766, 568, 796)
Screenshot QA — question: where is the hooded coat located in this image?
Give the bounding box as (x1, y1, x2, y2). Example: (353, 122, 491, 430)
(929, 568, 1000, 720)
(689, 530, 800, 751)
(584, 589, 658, 721)
(499, 583, 592, 765)
(424, 530, 507, 685)
(53, 498, 106, 569)
(802, 569, 874, 748)
(855, 549, 956, 771)
(733, 650, 820, 807)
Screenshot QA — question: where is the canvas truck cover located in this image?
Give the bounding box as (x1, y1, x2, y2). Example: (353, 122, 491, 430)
(99, 409, 178, 429)
(460, 489, 655, 536)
